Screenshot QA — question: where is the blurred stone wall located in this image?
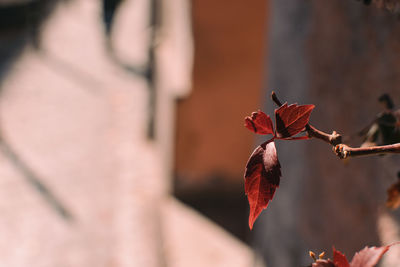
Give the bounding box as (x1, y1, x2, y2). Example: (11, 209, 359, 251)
(0, 1, 259, 267)
(0, 1, 165, 266)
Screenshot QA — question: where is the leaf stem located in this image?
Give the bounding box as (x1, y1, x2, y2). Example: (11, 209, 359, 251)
(270, 91, 400, 159)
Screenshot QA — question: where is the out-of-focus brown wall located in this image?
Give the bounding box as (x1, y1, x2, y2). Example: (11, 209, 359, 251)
(175, 0, 268, 185)
(254, 1, 400, 266)
(303, 0, 400, 256)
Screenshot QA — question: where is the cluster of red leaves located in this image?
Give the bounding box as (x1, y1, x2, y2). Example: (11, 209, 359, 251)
(244, 103, 314, 229)
(311, 244, 398, 267)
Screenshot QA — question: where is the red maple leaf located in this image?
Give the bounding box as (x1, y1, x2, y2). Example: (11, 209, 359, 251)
(244, 140, 281, 229)
(244, 110, 274, 135)
(333, 248, 350, 267)
(275, 103, 315, 138)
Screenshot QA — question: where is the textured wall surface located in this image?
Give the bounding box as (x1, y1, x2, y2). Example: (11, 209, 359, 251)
(257, 1, 400, 266)
(305, 1, 400, 264)
(0, 1, 259, 267)
(255, 1, 312, 266)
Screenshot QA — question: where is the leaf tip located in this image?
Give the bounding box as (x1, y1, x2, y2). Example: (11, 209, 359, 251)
(248, 219, 254, 230)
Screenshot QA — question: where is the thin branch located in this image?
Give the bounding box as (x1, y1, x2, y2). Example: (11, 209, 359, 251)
(334, 143, 400, 159)
(306, 125, 342, 146)
(270, 91, 400, 159)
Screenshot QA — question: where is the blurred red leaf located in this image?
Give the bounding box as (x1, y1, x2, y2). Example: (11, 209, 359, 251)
(349, 245, 390, 267)
(275, 103, 315, 138)
(244, 140, 281, 229)
(245, 110, 274, 135)
(312, 259, 335, 267)
(312, 244, 397, 267)
(333, 248, 350, 267)
(308, 244, 399, 267)
(386, 179, 400, 209)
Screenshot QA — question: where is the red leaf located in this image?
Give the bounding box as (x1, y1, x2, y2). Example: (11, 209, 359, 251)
(275, 103, 315, 138)
(244, 110, 274, 135)
(333, 248, 350, 267)
(244, 140, 281, 229)
(349, 245, 391, 267)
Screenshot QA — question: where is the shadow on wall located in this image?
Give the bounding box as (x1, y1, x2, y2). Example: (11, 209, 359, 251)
(102, 0, 160, 139)
(0, 0, 62, 82)
(0, 0, 155, 85)
(0, 0, 154, 223)
(0, 0, 163, 224)
(0, 0, 72, 222)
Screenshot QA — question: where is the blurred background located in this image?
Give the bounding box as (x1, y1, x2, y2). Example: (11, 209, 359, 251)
(0, 0, 400, 266)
